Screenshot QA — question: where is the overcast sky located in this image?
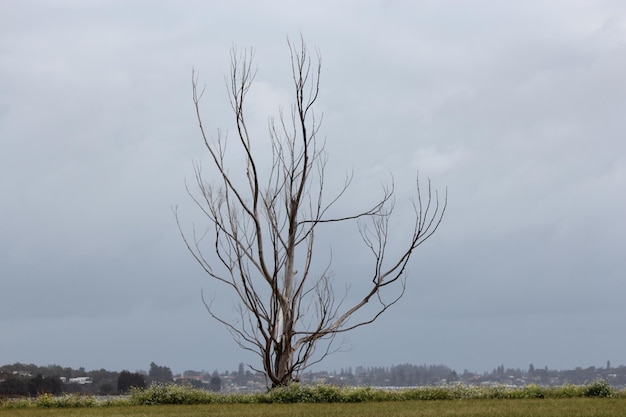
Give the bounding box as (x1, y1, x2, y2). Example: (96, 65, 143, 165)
(1, 0, 625, 376)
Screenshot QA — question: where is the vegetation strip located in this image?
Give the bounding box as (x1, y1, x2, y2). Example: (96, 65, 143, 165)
(0, 380, 621, 409)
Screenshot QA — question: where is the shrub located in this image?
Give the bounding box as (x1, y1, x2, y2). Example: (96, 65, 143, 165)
(0, 398, 31, 409)
(310, 383, 343, 402)
(53, 394, 96, 408)
(34, 393, 55, 408)
(403, 386, 453, 401)
(520, 384, 545, 399)
(256, 384, 400, 403)
(128, 383, 265, 405)
(550, 384, 582, 398)
(128, 383, 220, 405)
(583, 379, 615, 398)
(341, 386, 377, 402)
(485, 385, 510, 399)
(450, 384, 487, 400)
(262, 383, 316, 403)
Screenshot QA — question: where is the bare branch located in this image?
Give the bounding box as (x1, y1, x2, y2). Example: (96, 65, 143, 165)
(177, 38, 446, 388)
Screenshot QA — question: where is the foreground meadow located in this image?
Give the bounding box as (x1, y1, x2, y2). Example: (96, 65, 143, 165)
(1, 398, 626, 417)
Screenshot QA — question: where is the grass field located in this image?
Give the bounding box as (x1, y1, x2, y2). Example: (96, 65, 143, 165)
(1, 398, 625, 417)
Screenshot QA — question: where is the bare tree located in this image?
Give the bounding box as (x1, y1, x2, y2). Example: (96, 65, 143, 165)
(176, 39, 446, 388)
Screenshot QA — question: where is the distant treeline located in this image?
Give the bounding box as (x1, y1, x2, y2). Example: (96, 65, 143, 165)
(331, 363, 626, 388)
(0, 362, 220, 397)
(2, 361, 626, 397)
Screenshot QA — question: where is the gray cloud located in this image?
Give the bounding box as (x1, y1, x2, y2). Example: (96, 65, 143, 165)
(1, 1, 624, 374)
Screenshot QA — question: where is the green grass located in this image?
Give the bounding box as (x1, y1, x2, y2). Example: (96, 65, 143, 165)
(1, 398, 626, 417)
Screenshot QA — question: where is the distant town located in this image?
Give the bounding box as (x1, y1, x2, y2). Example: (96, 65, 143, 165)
(1, 361, 625, 396)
